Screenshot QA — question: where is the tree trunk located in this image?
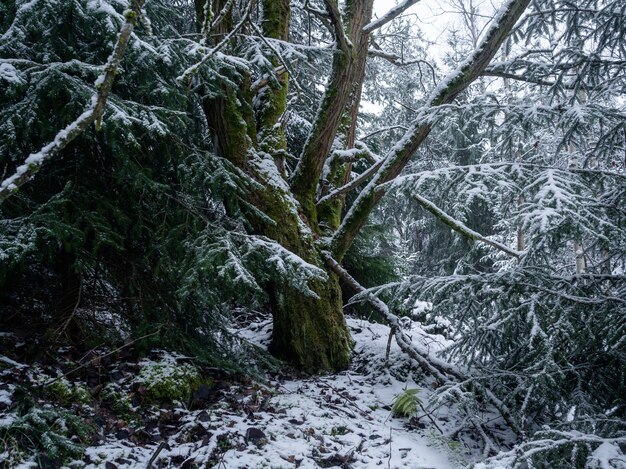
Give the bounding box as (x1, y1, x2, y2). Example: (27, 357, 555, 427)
(196, 0, 353, 372)
(269, 273, 352, 371)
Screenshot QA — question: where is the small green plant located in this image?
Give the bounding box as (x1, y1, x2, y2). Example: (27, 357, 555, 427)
(0, 405, 95, 465)
(330, 425, 349, 436)
(391, 388, 422, 418)
(100, 383, 134, 418)
(44, 378, 92, 406)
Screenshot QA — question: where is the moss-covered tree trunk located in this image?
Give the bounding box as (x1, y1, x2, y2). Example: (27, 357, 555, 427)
(196, 0, 353, 372)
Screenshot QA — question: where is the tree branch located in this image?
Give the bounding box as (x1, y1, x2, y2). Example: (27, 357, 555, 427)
(322, 0, 351, 52)
(359, 126, 408, 141)
(362, 0, 423, 34)
(330, 0, 531, 259)
(412, 192, 523, 259)
(0, 0, 145, 205)
(482, 69, 572, 89)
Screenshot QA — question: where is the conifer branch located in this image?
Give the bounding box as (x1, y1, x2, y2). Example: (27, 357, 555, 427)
(0, 0, 145, 205)
(412, 192, 524, 259)
(317, 157, 384, 206)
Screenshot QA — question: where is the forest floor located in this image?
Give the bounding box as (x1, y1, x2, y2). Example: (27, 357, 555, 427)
(0, 315, 475, 468)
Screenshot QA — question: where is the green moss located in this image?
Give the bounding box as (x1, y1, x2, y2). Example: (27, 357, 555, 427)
(100, 383, 134, 417)
(134, 356, 209, 405)
(318, 156, 348, 232)
(269, 271, 353, 372)
(44, 379, 92, 406)
(123, 9, 138, 23)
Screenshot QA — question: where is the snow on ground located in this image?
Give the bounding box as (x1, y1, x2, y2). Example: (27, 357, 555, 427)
(1, 317, 470, 468)
(74, 317, 467, 468)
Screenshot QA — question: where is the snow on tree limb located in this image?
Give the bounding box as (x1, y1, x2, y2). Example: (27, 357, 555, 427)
(411, 192, 524, 259)
(317, 157, 384, 206)
(0, 0, 145, 205)
(330, 0, 531, 259)
(362, 0, 423, 34)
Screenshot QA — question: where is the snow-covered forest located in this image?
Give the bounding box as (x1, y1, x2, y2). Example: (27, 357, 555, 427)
(0, 0, 625, 467)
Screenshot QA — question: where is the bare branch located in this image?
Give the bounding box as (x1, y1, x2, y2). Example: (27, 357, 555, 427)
(362, 0, 423, 34)
(210, 0, 236, 34)
(359, 126, 408, 141)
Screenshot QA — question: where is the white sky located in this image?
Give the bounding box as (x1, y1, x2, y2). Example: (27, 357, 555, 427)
(372, 0, 499, 47)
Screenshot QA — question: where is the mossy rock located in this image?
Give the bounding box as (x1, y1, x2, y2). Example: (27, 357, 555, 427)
(134, 353, 211, 405)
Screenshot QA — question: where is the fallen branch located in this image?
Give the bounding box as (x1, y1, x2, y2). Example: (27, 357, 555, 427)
(320, 250, 522, 437)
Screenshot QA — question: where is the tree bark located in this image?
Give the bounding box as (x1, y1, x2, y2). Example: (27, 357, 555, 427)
(198, 0, 353, 372)
(291, 0, 375, 228)
(331, 0, 531, 259)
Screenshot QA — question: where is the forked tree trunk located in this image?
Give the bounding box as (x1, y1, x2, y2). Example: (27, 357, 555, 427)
(196, 0, 353, 371)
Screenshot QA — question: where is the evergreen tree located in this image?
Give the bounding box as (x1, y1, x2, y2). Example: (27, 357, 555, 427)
(1, 1, 625, 464)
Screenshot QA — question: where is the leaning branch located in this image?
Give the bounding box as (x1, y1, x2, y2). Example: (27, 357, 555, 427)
(320, 251, 449, 383)
(362, 0, 423, 34)
(320, 250, 522, 437)
(330, 0, 531, 259)
(412, 192, 523, 259)
(0, 0, 145, 205)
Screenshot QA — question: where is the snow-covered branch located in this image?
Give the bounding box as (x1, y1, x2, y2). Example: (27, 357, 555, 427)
(0, 0, 145, 204)
(411, 192, 524, 259)
(317, 157, 384, 206)
(362, 0, 423, 34)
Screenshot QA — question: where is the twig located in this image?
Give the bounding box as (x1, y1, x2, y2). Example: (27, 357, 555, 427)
(387, 427, 392, 469)
(248, 21, 303, 92)
(147, 442, 167, 468)
(43, 329, 160, 388)
(418, 402, 444, 435)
